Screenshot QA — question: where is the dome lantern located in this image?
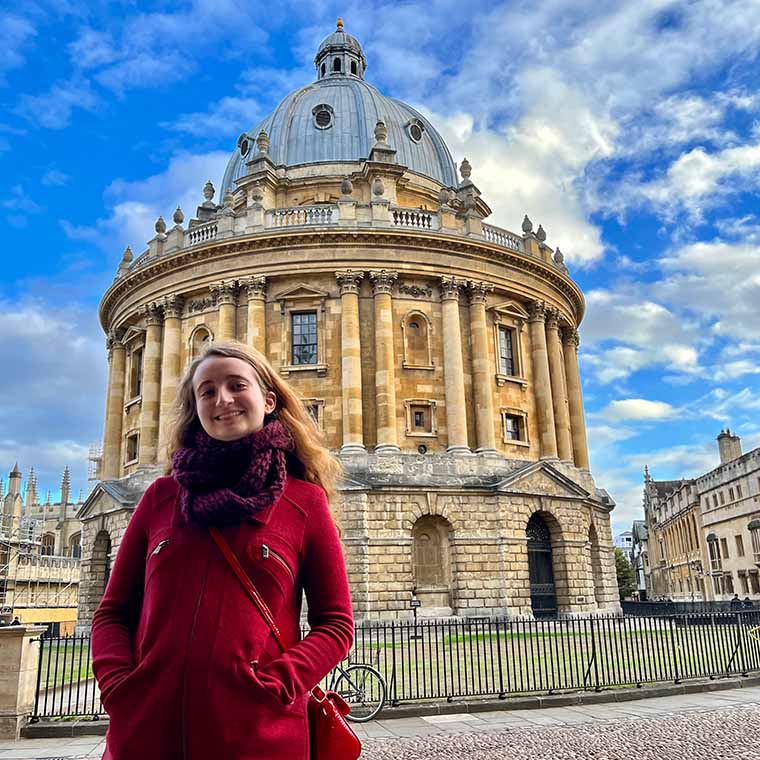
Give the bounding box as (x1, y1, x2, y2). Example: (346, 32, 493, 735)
(314, 18, 367, 80)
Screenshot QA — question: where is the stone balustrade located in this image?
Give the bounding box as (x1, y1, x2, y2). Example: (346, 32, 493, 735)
(187, 220, 219, 246)
(482, 223, 524, 251)
(391, 207, 437, 230)
(267, 204, 337, 227)
(12, 555, 81, 583)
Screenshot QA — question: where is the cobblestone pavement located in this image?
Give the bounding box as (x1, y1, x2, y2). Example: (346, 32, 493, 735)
(358, 703, 760, 759)
(2, 687, 760, 758)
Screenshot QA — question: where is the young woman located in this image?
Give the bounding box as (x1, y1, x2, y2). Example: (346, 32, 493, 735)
(92, 341, 354, 760)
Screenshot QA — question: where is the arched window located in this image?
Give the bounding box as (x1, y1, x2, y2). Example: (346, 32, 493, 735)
(320, 63, 326, 77)
(350, 61, 357, 75)
(401, 311, 433, 369)
(41, 533, 55, 556)
(92, 530, 112, 597)
(69, 532, 81, 559)
(527, 513, 557, 618)
(190, 326, 212, 360)
(333, 57, 342, 72)
(412, 515, 451, 589)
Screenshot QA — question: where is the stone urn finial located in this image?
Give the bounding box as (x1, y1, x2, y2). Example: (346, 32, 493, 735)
(437, 186, 452, 207)
(536, 224, 547, 242)
(459, 157, 472, 181)
(522, 214, 533, 234)
(256, 129, 270, 156)
(337, 17, 344, 30)
(173, 206, 184, 225)
(122, 245, 133, 263)
(155, 215, 166, 235)
(203, 180, 215, 202)
(374, 120, 388, 145)
(371, 176, 385, 197)
(340, 176, 354, 197)
(223, 190, 234, 207)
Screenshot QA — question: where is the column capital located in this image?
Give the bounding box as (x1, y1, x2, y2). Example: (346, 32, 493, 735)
(467, 280, 494, 305)
(545, 307, 562, 331)
(239, 275, 267, 301)
(143, 302, 163, 326)
(161, 294, 184, 319)
(561, 326, 580, 348)
(210, 279, 238, 305)
(440, 276, 464, 302)
(528, 299, 547, 323)
(336, 269, 364, 295)
(369, 269, 397, 296)
(106, 328, 125, 352)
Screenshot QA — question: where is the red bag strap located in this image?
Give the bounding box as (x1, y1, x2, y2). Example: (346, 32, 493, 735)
(208, 527, 288, 655)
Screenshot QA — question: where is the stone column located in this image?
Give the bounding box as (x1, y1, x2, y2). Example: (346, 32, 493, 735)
(440, 277, 470, 454)
(467, 281, 496, 453)
(336, 270, 365, 454)
(101, 332, 126, 479)
(528, 300, 558, 459)
(211, 280, 238, 341)
(157, 295, 184, 461)
(562, 327, 590, 470)
(370, 270, 400, 454)
(138, 303, 163, 465)
(546, 309, 573, 462)
(241, 276, 267, 354)
(0, 625, 47, 738)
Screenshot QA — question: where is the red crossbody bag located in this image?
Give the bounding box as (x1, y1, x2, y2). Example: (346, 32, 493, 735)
(209, 527, 362, 760)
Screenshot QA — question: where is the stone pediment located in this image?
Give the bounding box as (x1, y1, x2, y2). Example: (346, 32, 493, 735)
(77, 480, 138, 521)
(274, 283, 330, 302)
(494, 461, 590, 499)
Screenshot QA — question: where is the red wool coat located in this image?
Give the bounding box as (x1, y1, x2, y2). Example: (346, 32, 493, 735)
(92, 475, 354, 760)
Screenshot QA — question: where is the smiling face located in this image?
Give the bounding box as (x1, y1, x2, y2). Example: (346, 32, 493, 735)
(192, 356, 277, 442)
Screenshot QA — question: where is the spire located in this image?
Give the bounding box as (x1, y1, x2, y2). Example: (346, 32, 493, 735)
(0, 478, 4, 498)
(10, 462, 21, 477)
(25, 467, 39, 507)
(61, 466, 71, 506)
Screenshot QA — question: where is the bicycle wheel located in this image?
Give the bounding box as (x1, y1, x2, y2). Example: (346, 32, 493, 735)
(332, 664, 386, 722)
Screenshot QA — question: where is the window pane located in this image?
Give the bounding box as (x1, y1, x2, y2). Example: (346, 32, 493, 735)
(504, 414, 521, 440)
(291, 312, 318, 365)
(498, 326, 515, 376)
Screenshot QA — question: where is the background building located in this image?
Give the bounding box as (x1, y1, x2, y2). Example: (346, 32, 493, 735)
(78, 20, 620, 628)
(643, 429, 760, 602)
(1, 464, 83, 633)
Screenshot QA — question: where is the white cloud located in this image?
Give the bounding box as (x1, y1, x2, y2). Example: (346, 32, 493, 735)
(167, 97, 263, 138)
(16, 80, 99, 129)
(601, 399, 677, 422)
(41, 168, 70, 187)
(67, 28, 118, 70)
(0, 13, 35, 83)
(62, 151, 230, 259)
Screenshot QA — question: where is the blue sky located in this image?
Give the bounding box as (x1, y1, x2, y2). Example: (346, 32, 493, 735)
(1, 1, 759, 534)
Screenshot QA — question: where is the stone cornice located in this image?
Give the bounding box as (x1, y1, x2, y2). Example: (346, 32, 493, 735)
(100, 229, 585, 331)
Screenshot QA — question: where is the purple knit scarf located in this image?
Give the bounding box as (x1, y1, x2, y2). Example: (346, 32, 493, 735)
(171, 420, 294, 527)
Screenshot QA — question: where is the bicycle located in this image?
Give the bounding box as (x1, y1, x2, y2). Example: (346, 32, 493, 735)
(327, 661, 386, 722)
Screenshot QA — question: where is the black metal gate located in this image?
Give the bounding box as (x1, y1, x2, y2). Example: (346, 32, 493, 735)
(527, 513, 557, 618)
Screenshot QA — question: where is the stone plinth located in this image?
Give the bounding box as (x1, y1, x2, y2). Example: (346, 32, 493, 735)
(0, 626, 46, 739)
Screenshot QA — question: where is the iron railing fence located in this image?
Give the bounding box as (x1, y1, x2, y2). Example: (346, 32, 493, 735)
(32, 611, 760, 720)
(622, 600, 751, 616)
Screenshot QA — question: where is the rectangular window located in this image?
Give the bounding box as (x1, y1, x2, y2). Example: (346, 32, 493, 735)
(498, 326, 516, 376)
(719, 491, 725, 505)
(125, 432, 139, 465)
(751, 571, 760, 595)
(129, 347, 143, 399)
(413, 410, 425, 429)
(724, 572, 735, 595)
(504, 414, 522, 441)
(405, 400, 436, 436)
(736, 534, 745, 557)
(708, 540, 722, 573)
(751, 528, 760, 563)
(737, 483, 743, 498)
(740, 573, 750, 595)
(291, 311, 318, 365)
(713, 494, 719, 508)
(721, 537, 729, 559)
(729, 487, 735, 501)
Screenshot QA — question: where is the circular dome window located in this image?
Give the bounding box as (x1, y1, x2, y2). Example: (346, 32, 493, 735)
(238, 133, 251, 157)
(313, 104, 334, 130)
(408, 120, 425, 143)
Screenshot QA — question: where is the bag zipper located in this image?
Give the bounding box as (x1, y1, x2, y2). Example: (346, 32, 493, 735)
(261, 544, 295, 584)
(151, 539, 170, 556)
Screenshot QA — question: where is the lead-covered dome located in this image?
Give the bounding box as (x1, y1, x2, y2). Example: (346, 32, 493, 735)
(221, 20, 458, 192)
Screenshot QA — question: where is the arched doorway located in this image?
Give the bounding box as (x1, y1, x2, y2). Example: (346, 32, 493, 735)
(527, 513, 557, 618)
(92, 530, 113, 598)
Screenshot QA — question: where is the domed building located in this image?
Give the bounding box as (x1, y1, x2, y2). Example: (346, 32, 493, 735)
(77, 20, 620, 628)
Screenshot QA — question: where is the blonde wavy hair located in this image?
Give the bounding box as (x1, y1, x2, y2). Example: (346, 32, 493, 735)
(165, 340, 341, 500)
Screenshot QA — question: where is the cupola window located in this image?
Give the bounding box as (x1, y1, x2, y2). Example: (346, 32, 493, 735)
(321, 63, 326, 77)
(237, 133, 251, 158)
(407, 119, 425, 143)
(333, 57, 342, 72)
(351, 61, 357, 75)
(313, 104, 334, 130)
